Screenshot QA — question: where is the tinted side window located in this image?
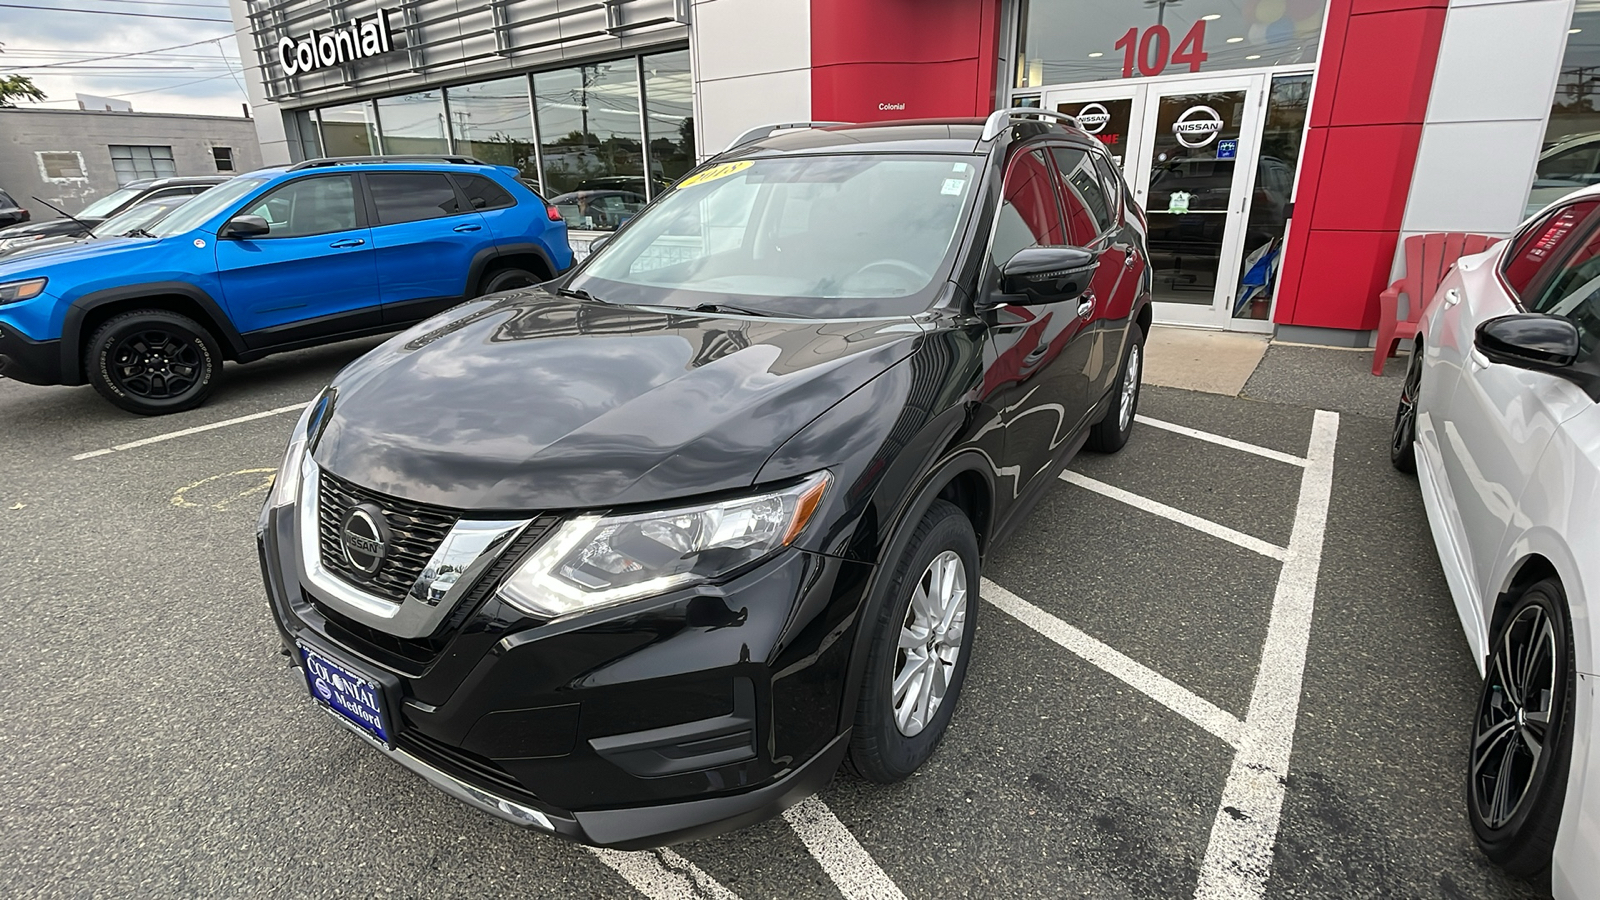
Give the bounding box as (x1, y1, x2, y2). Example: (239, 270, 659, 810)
(990, 149, 1065, 268)
(1047, 146, 1112, 245)
(239, 175, 358, 238)
(455, 174, 515, 211)
(368, 172, 462, 225)
(1525, 224, 1600, 356)
(1503, 201, 1600, 296)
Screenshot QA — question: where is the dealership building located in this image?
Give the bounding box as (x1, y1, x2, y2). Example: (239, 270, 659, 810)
(227, 0, 1598, 344)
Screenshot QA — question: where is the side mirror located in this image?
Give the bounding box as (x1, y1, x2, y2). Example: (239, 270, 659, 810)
(221, 215, 270, 239)
(1475, 314, 1581, 370)
(1001, 246, 1099, 304)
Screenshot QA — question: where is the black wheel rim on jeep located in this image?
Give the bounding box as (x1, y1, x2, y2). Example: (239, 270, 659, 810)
(1392, 350, 1421, 458)
(109, 329, 204, 399)
(1471, 604, 1558, 830)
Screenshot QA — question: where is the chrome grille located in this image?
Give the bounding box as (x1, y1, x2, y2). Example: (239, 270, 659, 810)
(317, 470, 459, 602)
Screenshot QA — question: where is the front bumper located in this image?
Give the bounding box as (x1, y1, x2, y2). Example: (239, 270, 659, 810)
(259, 499, 872, 848)
(0, 322, 62, 385)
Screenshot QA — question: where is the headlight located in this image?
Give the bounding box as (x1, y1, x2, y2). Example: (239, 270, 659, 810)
(0, 277, 47, 304)
(497, 471, 831, 619)
(266, 388, 334, 510)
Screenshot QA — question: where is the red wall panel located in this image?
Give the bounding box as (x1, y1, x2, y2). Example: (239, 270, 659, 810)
(1274, 0, 1449, 331)
(810, 0, 1001, 122)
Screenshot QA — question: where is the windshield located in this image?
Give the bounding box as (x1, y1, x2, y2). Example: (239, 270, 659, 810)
(92, 198, 190, 236)
(148, 176, 266, 237)
(77, 187, 143, 218)
(573, 154, 980, 318)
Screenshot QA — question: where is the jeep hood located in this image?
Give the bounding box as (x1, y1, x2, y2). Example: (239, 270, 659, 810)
(313, 292, 924, 511)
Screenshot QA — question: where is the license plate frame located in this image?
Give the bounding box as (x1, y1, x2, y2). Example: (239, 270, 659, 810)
(298, 642, 393, 746)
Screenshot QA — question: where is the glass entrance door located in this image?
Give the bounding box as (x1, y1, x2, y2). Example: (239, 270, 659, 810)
(1137, 78, 1261, 328)
(1045, 84, 1142, 168)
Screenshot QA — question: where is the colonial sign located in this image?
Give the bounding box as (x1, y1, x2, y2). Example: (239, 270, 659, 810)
(278, 9, 399, 77)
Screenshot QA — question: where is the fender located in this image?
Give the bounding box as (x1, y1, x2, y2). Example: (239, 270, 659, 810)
(832, 448, 999, 735)
(467, 243, 561, 296)
(60, 281, 246, 386)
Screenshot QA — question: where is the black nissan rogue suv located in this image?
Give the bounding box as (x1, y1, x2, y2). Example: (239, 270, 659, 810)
(258, 110, 1153, 848)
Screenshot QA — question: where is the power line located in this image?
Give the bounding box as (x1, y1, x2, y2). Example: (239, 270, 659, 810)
(0, 3, 231, 22)
(0, 34, 234, 69)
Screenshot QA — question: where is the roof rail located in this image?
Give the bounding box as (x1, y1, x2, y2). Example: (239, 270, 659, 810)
(287, 155, 493, 171)
(723, 121, 851, 153)
(980, 108, 1081, 141)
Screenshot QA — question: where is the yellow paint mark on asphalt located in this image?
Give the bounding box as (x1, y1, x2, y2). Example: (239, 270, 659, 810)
(172, 468, 277, 511)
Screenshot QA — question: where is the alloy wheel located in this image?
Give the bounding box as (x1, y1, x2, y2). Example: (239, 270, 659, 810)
(110, 329, 203, 399)
(1471, 604, 1558, 830)
(892, 549, 968, 737)
(1119, 342, 1142, 432)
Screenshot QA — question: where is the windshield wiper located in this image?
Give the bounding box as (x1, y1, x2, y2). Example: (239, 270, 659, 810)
(685, 302, 782, 318)
(557, 286, 606, 303)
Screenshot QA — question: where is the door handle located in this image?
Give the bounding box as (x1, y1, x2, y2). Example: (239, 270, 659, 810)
(1123, 251, 1136, 268)
(1443, 288, 1461, 308)
(453, 224, 482, 233)
(329, 238, 365, 248)
(1077, 295, 1095, 319)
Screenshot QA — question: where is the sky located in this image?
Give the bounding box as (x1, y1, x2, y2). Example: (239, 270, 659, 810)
(0, 0, 250, 117)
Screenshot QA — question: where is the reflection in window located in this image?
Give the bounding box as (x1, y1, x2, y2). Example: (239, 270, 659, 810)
(289, 109, 322, 161)
(319, 102, 379, 156)
(1235, 74, 1311, 320)
(448, 77, 537, 180)
(1529, 10, 1600, 217)
(1017, 0, 1327, 88)
(534, 61, 645, 201)
(644, 50, 694, 187)
(376, 91, 448, 155)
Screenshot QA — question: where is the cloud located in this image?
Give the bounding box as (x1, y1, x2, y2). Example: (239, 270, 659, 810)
(0, 5, 249, 117)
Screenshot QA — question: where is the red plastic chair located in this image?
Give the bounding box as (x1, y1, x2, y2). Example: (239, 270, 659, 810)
(1373, 232, 1501, 375)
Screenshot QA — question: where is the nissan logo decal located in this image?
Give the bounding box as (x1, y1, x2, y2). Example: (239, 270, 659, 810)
(1076, 103, 1111, 135)
(339, 504, 389, 577)
(1172, 106, 1224, 149)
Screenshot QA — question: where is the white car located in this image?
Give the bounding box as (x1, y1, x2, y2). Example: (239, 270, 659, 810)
(1391, 189, 1600, 896)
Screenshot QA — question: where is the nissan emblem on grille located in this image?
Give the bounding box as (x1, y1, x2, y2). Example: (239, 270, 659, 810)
(339, 503, 390, 577)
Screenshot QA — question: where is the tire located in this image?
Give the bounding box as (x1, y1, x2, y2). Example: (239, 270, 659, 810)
(86, 309, 220, 416)
(848, 499, 979, 783)
(478, 266, 540, 296)
(1086, 324, 1145, 453)
(1468, 578, 1576, 879)
(1391, 345, 1422, 474)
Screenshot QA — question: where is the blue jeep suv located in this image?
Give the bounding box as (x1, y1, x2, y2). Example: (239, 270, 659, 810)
(0, 157, 571, 415)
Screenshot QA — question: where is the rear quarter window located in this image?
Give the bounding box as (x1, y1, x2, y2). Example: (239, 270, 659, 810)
(454, 174, 516, 212)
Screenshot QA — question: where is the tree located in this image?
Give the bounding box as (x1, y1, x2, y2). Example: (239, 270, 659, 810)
(0, 75, 46, 108)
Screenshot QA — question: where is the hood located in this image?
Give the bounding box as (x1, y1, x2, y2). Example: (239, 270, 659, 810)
(0, 218, 96, 240)
(0, 234, 88, 261)
(0, 234, 152, 276)
(314, 291, 924, 511)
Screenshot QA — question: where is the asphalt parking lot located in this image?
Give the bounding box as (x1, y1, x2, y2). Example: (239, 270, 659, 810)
(0, 340, 1548, 900)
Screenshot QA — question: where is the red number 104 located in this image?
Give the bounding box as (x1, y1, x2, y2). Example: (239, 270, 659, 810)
(1114, 21, 1208, 78)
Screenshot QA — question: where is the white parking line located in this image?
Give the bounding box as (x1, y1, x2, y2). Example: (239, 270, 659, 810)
(1060, 470, 1287, 561)
(982, 578, 1244, 748)
(782, 797, 908, 900)
(70, 402, 308, 461)
(1135, 415, 1309, 468)
(590, 847, 743, 900)
(1193, 409, 1338, 900)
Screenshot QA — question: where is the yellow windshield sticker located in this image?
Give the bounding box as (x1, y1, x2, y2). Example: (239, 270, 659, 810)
(676, 160, 753, 188)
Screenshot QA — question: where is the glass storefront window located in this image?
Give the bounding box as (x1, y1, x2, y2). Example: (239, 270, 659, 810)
(376, 90, 449, 155)
(643, 50, 694, 187)
(534, 61, 647, 229)
(1235, 73, 1311, 319)
(447, 77, 537, 181)
(289, 109, 322, 160)
(319, 101, 380, 157)
(1528, 9, 1600, 217)
(1017, 0, 1328, 88)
